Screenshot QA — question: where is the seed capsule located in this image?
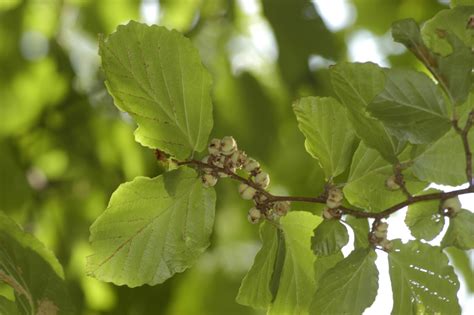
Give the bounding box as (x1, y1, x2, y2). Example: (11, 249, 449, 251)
(253, 192, 268, 204)
(201, 174, 217, 187)
(247, 207, 262, 224)
(380, 239, 393, 251)
(376, 222, 388, 232)
(326, 199, 341, 209)
(373, 230, 387, 239)
(328, 187, 343, 202)
(243, 158, 260, 173)
(442, 197, 462, 214)
(221, 136, 237, 155)
(239, 183, 257, 200)
(208, 138, 221, 156)
(385, 175, 400, 191)
(255, 171, 270, 189)
(273, 201, 290, 216)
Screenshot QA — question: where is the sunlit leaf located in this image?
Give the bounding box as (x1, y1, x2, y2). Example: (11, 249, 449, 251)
(388, 240, 461, 315)
(293, 96, 357, 179)
(99, 21, 213, 159)
(344, 142, 426, 211)
(405, 189, 445, 241)
(87, 167, 216, 287)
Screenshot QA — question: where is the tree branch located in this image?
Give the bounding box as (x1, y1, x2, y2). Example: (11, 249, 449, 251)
(173, 157, 474, 220)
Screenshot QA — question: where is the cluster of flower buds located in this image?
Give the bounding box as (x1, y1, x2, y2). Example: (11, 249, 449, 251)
(385, 175, 401, 191)
(371, 221, 392, 251)
(200, 136, 247, 187)
(441, 197, 462, 216)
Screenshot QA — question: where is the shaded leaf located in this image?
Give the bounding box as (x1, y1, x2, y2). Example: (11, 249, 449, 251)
(405, 189, 445, 241)
(310, 248, 378, 315)
(313, 251, 343, 290)
(388, 240, 461, 315)
(99, 21, 213, 159)
(0, 212, 73, 315)
(421, 6, 474, 56)
(445, 247, 474, 292)
(0, 142, 32, 213)
(368, 69, 450, 144)
(293, 96, 357, 179)
(311, 220, 349, 256)
(344, 216, 370, 249)
(87, 167, 216, 287)
(392, 18, 473, 105)
(262, 0, 338, 89)
(441, 210, 474, 250)
(411, 128, 474, 186)
(330, 62, 404, 162)
(0, 296, 20, 315)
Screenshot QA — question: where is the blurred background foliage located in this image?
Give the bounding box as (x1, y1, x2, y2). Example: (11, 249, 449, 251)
(0, 0, 463, 314)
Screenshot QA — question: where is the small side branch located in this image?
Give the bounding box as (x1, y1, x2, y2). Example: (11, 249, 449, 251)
(452, 110, 474, 187)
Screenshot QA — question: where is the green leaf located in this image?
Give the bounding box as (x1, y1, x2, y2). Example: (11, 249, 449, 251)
(411, 128, 474, 186)
(405, 189, 445, 241)
(445, 247, 474, 292)
(331, 62, 405, 162)
(311, 220, 349, 256)
(87, 167, 216, 287)
(421, 6, 474, 56)
(441, 210, 474, 250)
(269, 228, 286, 302)
(344, 142, 426, 211)
(236, 223, 278, 309)
(237, 212, 322, 313)
(344, 216, 370, 249)
(268, 211, 322, 315)
(0, 142, 32, 213)
(99, 21, 213, 159)
(293, 96, 357, 179)
(392, 18, 473, 105)
(451, 0, 474, 6)
(368, 69, 450, 144)
(0, 212, 73, 315)
(388, 240, 461, 315)
(313, 251, 344, 290)
(0, 296, 20, 315)
(310, 248, 378, 315)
